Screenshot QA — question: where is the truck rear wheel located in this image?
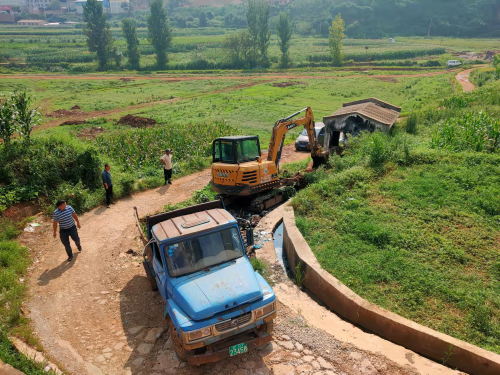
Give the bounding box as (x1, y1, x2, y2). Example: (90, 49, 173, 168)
(142, 260, 158, 291)
(168, 317, 188, 362)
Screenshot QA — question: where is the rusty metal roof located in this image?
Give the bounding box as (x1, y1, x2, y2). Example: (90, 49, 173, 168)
(324, 98, 401, 126)
(151, 209, 236, 242)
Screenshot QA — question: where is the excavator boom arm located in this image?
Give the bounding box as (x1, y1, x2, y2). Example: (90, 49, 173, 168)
(267, 107, 322, 165)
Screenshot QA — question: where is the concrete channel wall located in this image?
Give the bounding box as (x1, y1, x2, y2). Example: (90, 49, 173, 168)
(282, 204, 500, 375)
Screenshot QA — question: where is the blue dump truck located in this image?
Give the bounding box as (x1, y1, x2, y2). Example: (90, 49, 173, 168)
(141, 200, 276, 366)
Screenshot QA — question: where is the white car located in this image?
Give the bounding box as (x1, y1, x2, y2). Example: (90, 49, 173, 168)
(447, 60, 462, 67)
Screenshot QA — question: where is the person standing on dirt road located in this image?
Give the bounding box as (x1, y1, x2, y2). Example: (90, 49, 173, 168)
(102, 163, 113, 208)
(161, 149, 173, 185)
(53, 200, 82, 262)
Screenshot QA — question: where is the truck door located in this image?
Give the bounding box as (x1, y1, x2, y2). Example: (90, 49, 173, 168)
(152, 243, 168, 301)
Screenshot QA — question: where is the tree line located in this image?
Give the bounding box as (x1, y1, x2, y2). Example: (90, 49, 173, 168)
(83, 0, 172, 70)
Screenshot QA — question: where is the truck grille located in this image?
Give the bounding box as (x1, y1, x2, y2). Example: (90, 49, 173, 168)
(214, 312, 252, 333)
(241, 171, 258, 184)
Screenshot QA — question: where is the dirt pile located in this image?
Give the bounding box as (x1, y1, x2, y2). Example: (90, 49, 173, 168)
(60, 120, 86, 126)
(71, 105, 81, 110)
(48, 108, 84, 118)
(77, 126, 106, 140)
(119, 78, 134, 82)
(117, 114, 157, 128)
(273, 81, 305, 88)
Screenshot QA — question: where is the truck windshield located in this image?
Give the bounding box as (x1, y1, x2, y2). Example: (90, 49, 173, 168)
(165, 227, 244, 277)
(237, 139, 260, 162)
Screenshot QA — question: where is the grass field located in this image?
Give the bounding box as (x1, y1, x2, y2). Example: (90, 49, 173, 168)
(292, 79, 500, 354)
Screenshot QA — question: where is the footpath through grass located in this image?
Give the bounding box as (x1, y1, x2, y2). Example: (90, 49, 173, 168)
(292, 80, 500, 353)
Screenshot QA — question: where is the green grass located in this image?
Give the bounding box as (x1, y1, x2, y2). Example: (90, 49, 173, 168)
(292, 80, 500, 353)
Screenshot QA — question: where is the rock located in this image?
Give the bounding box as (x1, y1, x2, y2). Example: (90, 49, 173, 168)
(325, 371, 338, 375)
(303, 355, 315, 363)
(254, 368, 270, 375)
(99, 299, 107, 305)
(311, 361, 321, 370)
(103, 353, 112, 359)
(294, 342, 304, 352)
(224, 363, 237, 372)
(348, 352, 363, 361)
(103, 347, 112, 353)
(317, 357, 333, 370)
(163, 338, 173, 350)
(290, 352, 301, 358)
(360, 359, 377, 375)
(100, 291, 109, 294)
(128, 326, 144, 335)
(244, 361, 256, 369)
(145, 328, 165, 343)
(234, 370, 248, 375)
(296, 364, 313, 373)
(96, 355, 106, 363)
(137, 343, 153, 355)
(114, 342, 125, 350)
(303, 349, 313, 355)
(272, 363, 296, 375)
(132, 357, 145, 366)
(261, 341, 280, 355)
(312, 372, 324, 375)
(281, 335, 291, 341)
(279, 341, 295, 350)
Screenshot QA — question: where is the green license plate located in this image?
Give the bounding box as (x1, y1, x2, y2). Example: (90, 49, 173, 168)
(229, 343, 248, 357)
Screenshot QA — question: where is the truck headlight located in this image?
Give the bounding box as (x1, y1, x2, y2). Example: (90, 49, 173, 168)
(187, 327, 212, 342)
(255, 301, 275, 319)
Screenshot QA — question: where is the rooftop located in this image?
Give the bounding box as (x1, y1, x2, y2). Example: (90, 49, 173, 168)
(151, 208, 236, 242)
(324, 98, 401, 126)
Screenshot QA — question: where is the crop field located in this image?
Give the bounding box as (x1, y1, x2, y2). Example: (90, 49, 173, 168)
(0, 23, 490, 72)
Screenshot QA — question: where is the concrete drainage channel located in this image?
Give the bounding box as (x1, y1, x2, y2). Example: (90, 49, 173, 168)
(279, 203, 500, 375)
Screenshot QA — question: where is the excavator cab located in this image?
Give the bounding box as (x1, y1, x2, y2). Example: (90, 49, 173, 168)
(211, 136, 280, 197)
(212, 136, 262, 164)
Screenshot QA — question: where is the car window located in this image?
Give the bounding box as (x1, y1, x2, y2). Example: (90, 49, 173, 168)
(165, 227, 244, 277)
(300, 129, 308, 136)
(221, 141, 234, 163)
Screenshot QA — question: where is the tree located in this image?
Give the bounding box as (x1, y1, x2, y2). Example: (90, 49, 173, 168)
(0, 95, 17, 146)
(329, 13, 345, 67)
(246, 0, 270, 66)
(223, 30, 257, 69)
(122, 18, 141, 70)
(12, 92, 40, 144)
(276, 12, 293, 68)
(199, 11, 207, 27)
(83, 0, 115, 70)
(147, 0, 172, 70)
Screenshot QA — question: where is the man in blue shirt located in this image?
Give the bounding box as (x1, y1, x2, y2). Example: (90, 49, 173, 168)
(101, 163, 113, 208)
(53, 200, 82, 262)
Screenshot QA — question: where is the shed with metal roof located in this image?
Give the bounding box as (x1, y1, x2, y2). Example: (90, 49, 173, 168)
(322, 98, 401, 152)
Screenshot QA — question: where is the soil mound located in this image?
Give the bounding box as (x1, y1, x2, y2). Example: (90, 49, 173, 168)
(272, 81, 305, 88)
(60, 120, 86, 126)
(48, 109, 77, 118)
(77, 126, 106, 140)
(71, 105, 81, 110)
(117, 114, 157, 128)
(119, 78, 134, 82)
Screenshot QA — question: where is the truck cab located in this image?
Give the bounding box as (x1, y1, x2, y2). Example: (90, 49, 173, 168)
(142, 201, 276, 365)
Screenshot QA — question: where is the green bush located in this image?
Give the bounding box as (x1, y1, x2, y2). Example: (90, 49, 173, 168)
(405, 113, 418, 135)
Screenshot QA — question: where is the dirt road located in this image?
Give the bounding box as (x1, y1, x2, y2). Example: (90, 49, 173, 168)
(455, 68, 476, 92)
(20, 146, 464, 375)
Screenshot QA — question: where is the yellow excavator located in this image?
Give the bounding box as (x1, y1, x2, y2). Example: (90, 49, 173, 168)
(211, 107, 328, 211)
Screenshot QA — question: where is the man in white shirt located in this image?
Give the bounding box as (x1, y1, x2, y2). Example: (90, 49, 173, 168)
(160, 149, 173, 185)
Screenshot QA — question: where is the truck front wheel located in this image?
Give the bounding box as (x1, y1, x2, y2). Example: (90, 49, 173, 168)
(261, 320, 274, 334)
(168, 317, 188, 362)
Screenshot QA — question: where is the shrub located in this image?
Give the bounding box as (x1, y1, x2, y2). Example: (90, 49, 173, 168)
(405, 113, 418, 135)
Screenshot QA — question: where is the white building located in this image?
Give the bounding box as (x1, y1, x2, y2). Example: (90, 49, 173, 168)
(0, 0, 22, 7)
(109, 0, 128, 14)
(24, 0, 51, 12)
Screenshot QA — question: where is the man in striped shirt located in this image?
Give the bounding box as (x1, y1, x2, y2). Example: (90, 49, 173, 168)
(53, 200, 82, 262)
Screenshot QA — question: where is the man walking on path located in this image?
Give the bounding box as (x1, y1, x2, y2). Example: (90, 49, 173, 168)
(102, 163, 113, 208)
(160, 149, 173, 185)
(53, 200, 82, 262)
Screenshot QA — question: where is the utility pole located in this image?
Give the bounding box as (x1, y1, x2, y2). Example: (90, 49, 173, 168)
(427, 18, 432, 39)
